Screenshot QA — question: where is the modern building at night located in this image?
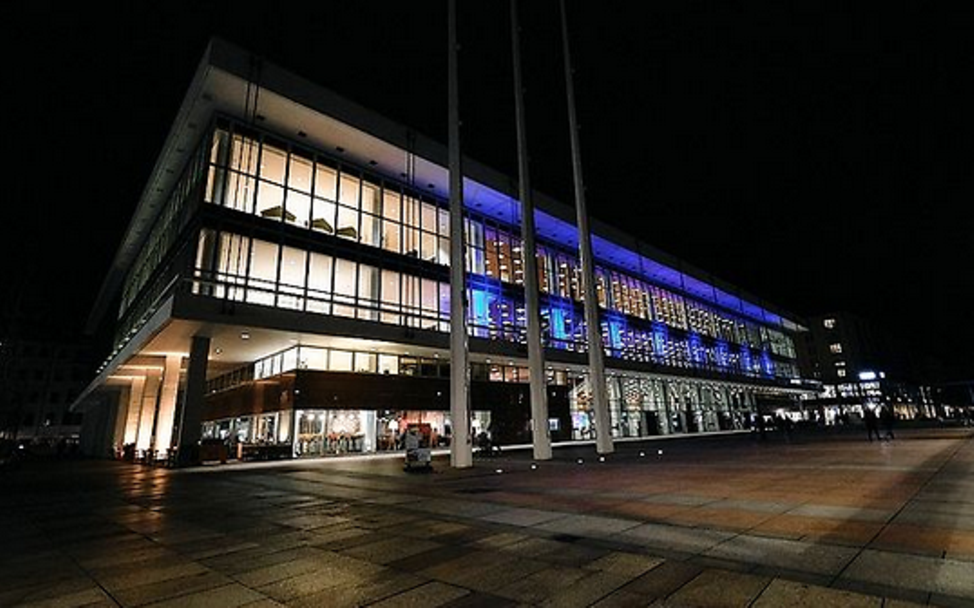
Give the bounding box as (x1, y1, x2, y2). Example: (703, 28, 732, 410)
(74, 39, 816, 463)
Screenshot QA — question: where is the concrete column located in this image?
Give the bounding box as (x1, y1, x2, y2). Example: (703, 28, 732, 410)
(177, 335, 210, 465)
(289, 408, 299, 457)
(278, 409, 292, 443)
(123, 376, 145, 446)
(153, 354, 182, 456)
(112, 384, 131, 453)
(660, 380, 672, 434)
(135, 371, 161, 455)
(676, 383, 693, 433)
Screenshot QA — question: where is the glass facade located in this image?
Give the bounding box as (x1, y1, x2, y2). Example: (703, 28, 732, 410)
(106, 115, 806, 461)
(188, 120, 800, 382)
(201, 340, 761, 450)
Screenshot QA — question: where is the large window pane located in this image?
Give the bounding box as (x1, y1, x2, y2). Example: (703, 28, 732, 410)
(314, 163, 337, 201)
(256, 181, 285, 220)
(288, 156, 312, 193)
(307, 252, 333, 314)
(362, 181, 379, 214)
(339, 174, 360, 209)
(230, 135, 259, 175)
(360, 213, 379, 247)
(437, 208, 450, 236)
(437, 236, 450, 265)
(378, 354, 399, 375)
(402, 275, 421, 327)
(421, 278, 438, 329)
(247, 239, 278, 306)
(329, 350, 353, 371)
(286, 191, 312, 228)
(299, 346, 328, 370)
(403, 196, 420, 228)
(354, 352, 377, 373)
(333, 258, 357, 317)
(421, 202, 437, 233)
(278, 246, 307, 310)
(357, 264, 379, 321)
(439, 282, 450, 332)
(382, 189, 400, 220)
(380, 269, 400, 325)
(225, 172, 255, 213)
(403, 226, 420, 258)
(336, 205, 359, 241)
(421, 230, 437, 262)
(402, 196, 421, 257)
(311, 198, 336, 234)
(217, 233, 248, 300)
(485, 227, 499, 279)
(260, 144, 287, 184)
(382, 219, 401, 254)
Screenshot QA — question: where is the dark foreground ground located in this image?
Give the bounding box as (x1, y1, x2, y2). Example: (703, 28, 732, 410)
(2, 427, 973, 607)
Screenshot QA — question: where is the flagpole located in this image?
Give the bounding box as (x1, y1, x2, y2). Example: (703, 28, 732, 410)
(559, 0, 613, 454)
(511, 0, 552, 460)
(448, 0, 472, 468)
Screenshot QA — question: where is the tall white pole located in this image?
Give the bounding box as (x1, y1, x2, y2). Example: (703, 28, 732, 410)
(511, 0, 552, 461)
(448, 0, 472, 468)
(560, 0, 613, 454)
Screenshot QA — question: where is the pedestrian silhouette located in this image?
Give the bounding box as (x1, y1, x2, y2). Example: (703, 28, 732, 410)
(864, 407, 881, 442)
(880, 406, 896, 440)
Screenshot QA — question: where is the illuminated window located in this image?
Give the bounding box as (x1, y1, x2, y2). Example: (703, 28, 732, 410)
(829, 343, 843, 354)
(824, 318, 836, 329)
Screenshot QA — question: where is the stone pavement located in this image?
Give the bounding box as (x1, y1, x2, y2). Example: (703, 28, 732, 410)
(1, 427, 972, 607)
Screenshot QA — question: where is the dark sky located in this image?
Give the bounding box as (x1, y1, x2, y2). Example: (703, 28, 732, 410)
(3, 2, 973, 378)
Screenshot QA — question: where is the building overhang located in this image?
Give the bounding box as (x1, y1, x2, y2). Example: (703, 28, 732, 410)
(74, 284, 817, 414)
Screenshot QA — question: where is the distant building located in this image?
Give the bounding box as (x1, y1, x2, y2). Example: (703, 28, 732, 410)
(1, 287, 94, 445)
(934, 380, 974, 420)
(73, 39, 817, 464)
(803, 312, 936, 423)
(0, 337, 91, 443)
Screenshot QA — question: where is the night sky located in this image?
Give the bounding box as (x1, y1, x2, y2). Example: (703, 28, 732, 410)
(4, 2, 972, 378)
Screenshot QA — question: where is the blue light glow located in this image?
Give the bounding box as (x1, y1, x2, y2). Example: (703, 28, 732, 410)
(605, 312, 627, 356)
(688, 332, 706, 365)
(715, 340, 730, 368)
(652, 322, 668, 359)
(741, 346, 753, 374)
(548, 297, 573, 346)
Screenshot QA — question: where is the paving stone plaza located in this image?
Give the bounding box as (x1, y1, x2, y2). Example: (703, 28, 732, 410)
(2, 428, 973, 607)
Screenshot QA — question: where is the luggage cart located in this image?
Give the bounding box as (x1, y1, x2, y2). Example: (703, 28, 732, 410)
(403, 423, 432, 471)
